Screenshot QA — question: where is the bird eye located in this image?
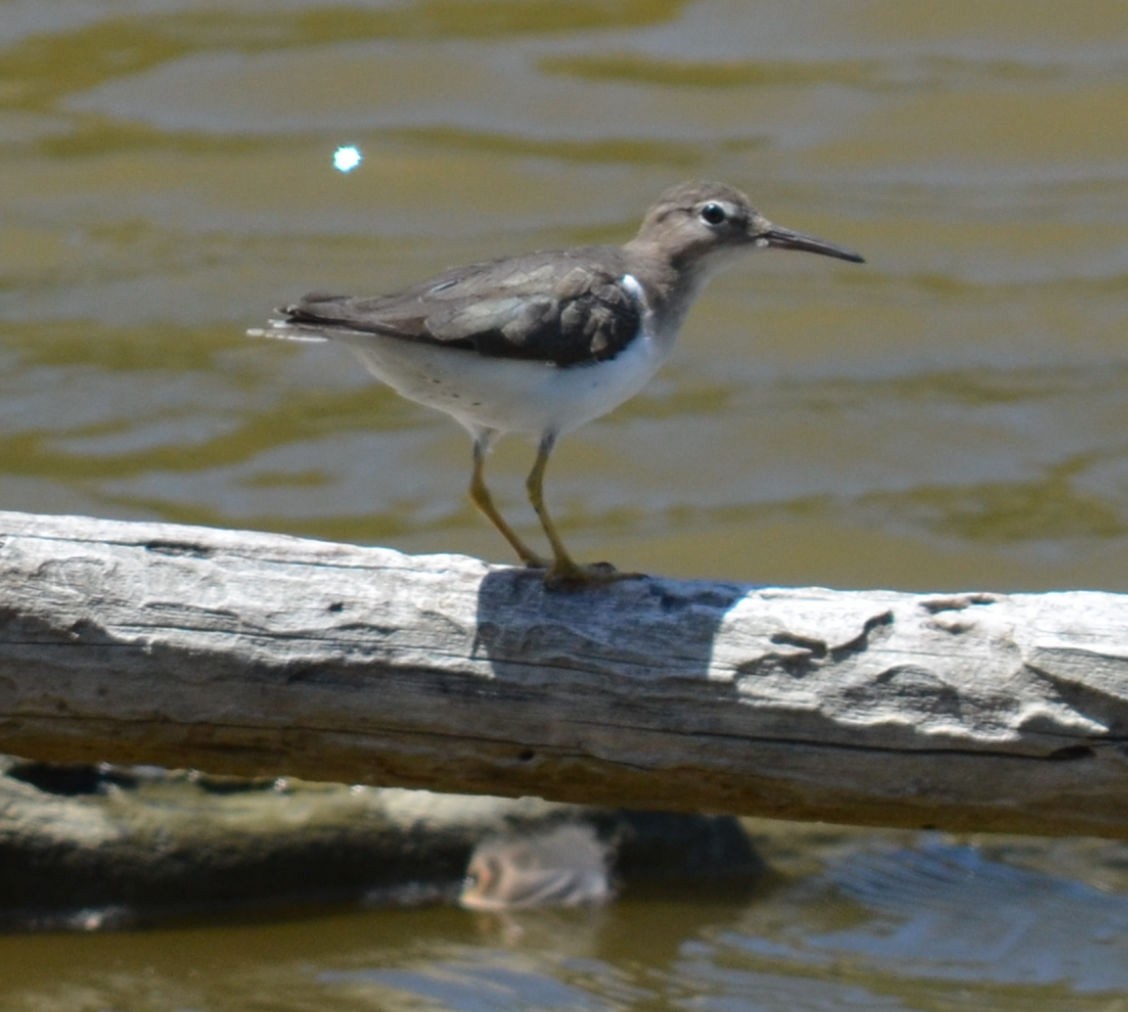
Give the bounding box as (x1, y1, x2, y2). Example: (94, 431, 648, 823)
(700, 202, 727, 225)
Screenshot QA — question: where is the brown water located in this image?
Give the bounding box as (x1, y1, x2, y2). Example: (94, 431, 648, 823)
(2, 1, 1127, 1007)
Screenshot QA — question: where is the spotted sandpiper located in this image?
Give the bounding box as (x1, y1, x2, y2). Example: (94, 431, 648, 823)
(250, 180, 864, 588)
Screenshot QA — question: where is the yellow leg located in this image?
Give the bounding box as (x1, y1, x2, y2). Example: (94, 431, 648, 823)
(469, 435, 547, 568)
(525, 434, 583, 581)
(527, 434, 640, 589)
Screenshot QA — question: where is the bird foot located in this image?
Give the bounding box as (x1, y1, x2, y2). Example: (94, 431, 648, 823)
(542, 559, 646, 591)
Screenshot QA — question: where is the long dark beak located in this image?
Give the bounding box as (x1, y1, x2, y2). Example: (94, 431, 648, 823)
(761, 224, 865, 264)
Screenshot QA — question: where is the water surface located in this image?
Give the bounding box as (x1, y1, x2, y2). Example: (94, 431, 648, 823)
(2, 1, 1126, 1007)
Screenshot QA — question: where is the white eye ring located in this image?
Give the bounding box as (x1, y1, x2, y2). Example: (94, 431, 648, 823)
(700, 202, 727, 225)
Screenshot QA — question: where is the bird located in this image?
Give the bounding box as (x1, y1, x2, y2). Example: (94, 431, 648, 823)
(249, 180, 864, 588)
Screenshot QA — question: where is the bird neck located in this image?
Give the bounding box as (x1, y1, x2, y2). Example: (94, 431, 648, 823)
(620, 237, 715, 334)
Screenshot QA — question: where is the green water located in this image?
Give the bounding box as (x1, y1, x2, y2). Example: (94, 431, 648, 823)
(2, 0, 1127, 1007)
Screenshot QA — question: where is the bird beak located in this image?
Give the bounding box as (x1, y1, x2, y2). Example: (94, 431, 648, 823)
(755, 220, 865, 264)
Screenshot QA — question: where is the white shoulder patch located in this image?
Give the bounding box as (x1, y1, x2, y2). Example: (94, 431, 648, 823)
(619, 273, 650, 315)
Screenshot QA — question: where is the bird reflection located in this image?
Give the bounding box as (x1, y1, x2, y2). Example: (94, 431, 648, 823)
(459, 824, 614, 911)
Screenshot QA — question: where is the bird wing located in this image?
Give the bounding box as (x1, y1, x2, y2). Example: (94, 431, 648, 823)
(280, 249, 641, 367)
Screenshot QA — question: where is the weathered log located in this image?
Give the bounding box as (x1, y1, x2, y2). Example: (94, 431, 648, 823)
(0, 510, 1124, 837)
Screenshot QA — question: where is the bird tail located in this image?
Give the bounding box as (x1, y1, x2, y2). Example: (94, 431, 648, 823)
(245, 319, 330, 343)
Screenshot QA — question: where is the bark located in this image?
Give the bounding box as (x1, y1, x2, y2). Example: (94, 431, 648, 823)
(0, 511, 1124, 837)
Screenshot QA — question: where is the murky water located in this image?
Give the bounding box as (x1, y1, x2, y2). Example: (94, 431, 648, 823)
(2, 828, 1127, 1010)
(2, 0, 1127, 1007)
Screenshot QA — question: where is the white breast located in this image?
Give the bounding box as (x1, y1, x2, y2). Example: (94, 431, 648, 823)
(341, 272, 676, 439)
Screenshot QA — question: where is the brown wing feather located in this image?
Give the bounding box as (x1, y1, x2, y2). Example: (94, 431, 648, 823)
(282, 247, 641, 367)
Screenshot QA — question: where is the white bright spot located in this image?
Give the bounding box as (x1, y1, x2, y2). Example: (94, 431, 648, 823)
(333, 145, 362, 173)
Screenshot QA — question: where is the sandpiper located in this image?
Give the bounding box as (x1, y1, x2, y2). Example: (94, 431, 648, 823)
(250, 180, 864, 588)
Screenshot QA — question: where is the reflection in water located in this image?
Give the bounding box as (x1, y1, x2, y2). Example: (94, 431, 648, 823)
(460, 824, 614, 911)
(822, 842, 1128, 992)
(700, 838, 1128, 1005)
(3, 0, 1128, 1007)
(1, 834, 1125, 1010)
(332, 144, 363, 174)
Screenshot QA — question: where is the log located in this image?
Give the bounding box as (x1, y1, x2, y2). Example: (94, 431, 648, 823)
(0, 510, 1124, 837)
(0, 757, 760, 927)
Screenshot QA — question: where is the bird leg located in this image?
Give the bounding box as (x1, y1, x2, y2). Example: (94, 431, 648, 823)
(469, 435, 548, 568)
(526, 433, 636, 589)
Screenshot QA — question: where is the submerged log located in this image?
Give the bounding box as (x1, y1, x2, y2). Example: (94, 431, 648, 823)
(0, 510, 1124, 837)
(0, 757, 759, 927)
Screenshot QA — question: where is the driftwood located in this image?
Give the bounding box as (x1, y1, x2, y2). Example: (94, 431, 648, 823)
(0, 510, 1124, 837)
